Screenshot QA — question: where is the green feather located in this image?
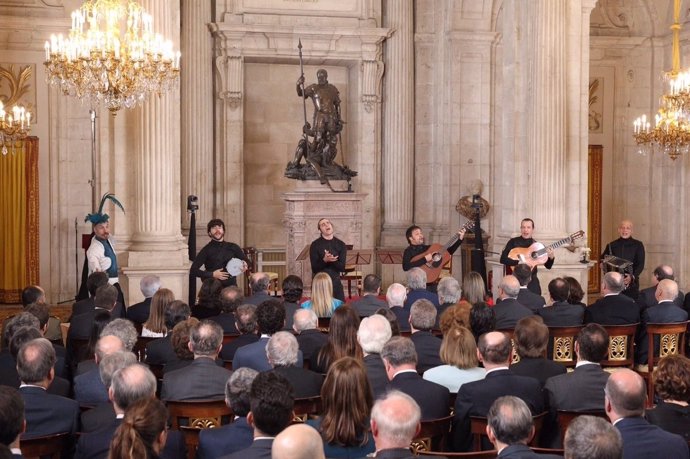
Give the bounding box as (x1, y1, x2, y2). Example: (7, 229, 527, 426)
(97, 192, 125, 215)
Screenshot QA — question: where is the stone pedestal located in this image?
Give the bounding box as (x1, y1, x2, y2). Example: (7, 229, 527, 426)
(283, 183, 366, 294)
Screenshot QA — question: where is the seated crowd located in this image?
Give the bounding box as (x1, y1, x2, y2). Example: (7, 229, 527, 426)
(2, 263, 690, 459)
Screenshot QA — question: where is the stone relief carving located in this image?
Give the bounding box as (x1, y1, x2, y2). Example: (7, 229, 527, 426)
(0, 64, 35, 121)
(589, 78, 603, 133)
(590, 0, 632, 36)
(215, 55, 243, 109)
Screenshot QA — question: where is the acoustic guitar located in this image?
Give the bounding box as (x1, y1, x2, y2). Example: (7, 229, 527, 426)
(410, 220, 475, 283)
(507, 230, 585, 266)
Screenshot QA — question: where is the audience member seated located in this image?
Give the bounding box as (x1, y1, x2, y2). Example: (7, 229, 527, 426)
(486, 396, 561, 459)
(463, 271, 491, 305)
(246, 272, 273, 306)
(17, 285, 63, 341)
(563, 415, 622, 459)
(74, 335, 125, 405)
(268, 332, 323, 398)
(162, 317, 199, 374)
(146, 300, 191, 366)
(70, 272, 122, 321)
(24, 302, 66, 378)
(376, 307, 401, 336)
(349, 274, 387, 318)
(219, 371, 295, 459)
(307, 357, 375, 458)
(141, 288, 174, 338)
(605, 369, 689, 459)
(585, 272, 640, 325)
(511, 264, 547, 313)
(281, 275, 303, 330)
(509, 316, 565, 386)
(386, 283, 410, 332)
(450, 331, 544, 452)
(382, 336, 449, 420)
(469, 302, 496, 341)
(127, 275, 161, 325)
(637, 265, 684, 312)
(197, 368, 258, 459)
(209, 287, 243, 334)
(312, 306, 362, 374)
(0, 386, 25, 459)
(193, 278, 223, 320)
(1, 312, 39, 352)
(408, 299, 442, 373)
(301, 272, 343, 318)
(219, 304, 259, 362)
(368, 390, 421, 459)
(646, 355, 690, 441)
(272, 424, 326, 459)
(358, 314, 392, 399)
(493, 275, 533, 329)
(161, 320, 231, 400)
(437, 277, 470, 330)
(538, 277, 585, 326)
(403, 268, 439, 309)
(293, 309, 328, 366)
(73, 310, 113, 376)
(423, 325, 485, 393)
(564, 276, 587, 308)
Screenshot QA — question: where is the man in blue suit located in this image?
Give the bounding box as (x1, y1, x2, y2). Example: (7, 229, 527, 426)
(605, 369, 689, 459)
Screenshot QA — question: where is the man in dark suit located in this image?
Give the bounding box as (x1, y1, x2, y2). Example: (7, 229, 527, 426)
(403, 268, 439, 309)
(386, 283, 411, 332)
(219, 371, 294, 459)
(0, 386, 26, 459)
(349, 274, 387, 317)
(368, 390, 421, 459)
(23, 303, 67, 378)
(293, 309, 327, 366)
(450, 331, 544, 452)
(245, 273, 273, 306)
(267, 332, 323, 398)
(637, 265, 684, 312)
(563, 415, 623, 459)
(161, 320, 232, 400)
(510, 316, 565, 386)
(382, 336, 449, 420)
(408, 299, 442, 373)
(75, 363, 186, 459)
(585, 272, 640, 325)
(220, 304, 260, 362)
(538, 277, 585, 327)
(358, 314, 393, 399)
(272, 424, 326, 459)
(605, 369, 689, 458)
(493, 275, 533, 329)
(635, 279, 688, 365)
(208, 286, 243, 334)
(197, 368, 258, 459)
(145, 299, 191, 366)
(512, 264, 547, 313)
(70, 272, 125, 320)
(125, 275, 160, 325)
(436, 276, 463, 323)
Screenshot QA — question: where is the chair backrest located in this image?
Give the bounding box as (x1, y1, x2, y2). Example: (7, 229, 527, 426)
(317, 317, 330, 332)
(548, 326, 584, 367)
(470, 412, 547, 452)
(646, 322, 688, 368)
(556, 410, 608, 445)
(167, 399, 233, 459)
(417, 451, 498, 458)
(20, 432, 70, 459)
(242, 247, 258, 296)
(293, 395, 322, 423)
(411, 415, 453, 454)
(497, 329, 520, 364)
(601, 323, 638, 368)
(133, 336, 158, 361)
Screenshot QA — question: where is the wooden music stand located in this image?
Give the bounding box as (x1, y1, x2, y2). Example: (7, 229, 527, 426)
(341, 249, 373, 299)
(376, 249, 404, 284)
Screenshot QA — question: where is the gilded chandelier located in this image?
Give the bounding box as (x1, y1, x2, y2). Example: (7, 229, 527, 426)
(43, 0, 181, 113)
(0, 101, 31, 156)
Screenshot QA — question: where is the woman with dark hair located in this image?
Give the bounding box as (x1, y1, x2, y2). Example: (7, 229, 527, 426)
(282, 275, 304, 329)
(313, 306, 363, 374)
(374, 307, 400, 336)
(192, 278, 223, 319)
(564, 276, 586, 307)
(469, 302, 495, 341)
(108, 397, 169, 459)
(307, 357, 375, 458)
(142, 288, 175, 337)
(647, 355, 690, 440)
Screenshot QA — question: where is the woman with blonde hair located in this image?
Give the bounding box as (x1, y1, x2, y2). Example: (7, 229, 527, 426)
(108, 397, 168, 459)
(462, 271, 490, 305)
(302, 272, 343, 318)
(142, 288, 174, 337)
(422, 325, 485, 393)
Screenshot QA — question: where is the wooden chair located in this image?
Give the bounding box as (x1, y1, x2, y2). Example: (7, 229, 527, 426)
(556, 410, 608, 444)
(497, 329, 520, 364)
(635, 321, 688, 406)
(471, 412, 547, 452)
(547, 326, 584, 368)
(417, 451, 498, 458)
(531, 447, 565, 455)
(222, 333, 240, 347)
(317, 317, 331, 333)
(166, 399, 233, 459)
(133, 336, 157, 362)
(20, 432, 70, 459)
(601, 323, 639, 370)
(292, 395, 322, 423)
(411, 415, 453, 453)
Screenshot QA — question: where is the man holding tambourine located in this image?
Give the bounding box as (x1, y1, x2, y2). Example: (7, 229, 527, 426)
(190, 218, 249, 288)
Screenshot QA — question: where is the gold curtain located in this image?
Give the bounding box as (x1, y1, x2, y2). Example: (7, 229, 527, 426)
(0, 137, 39, 303)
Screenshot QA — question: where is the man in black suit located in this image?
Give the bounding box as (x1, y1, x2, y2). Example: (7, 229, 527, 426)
(267, 332, 323, 398)
(512, 264, 547, 313)
(381, 336, 449, 420)
(125, 275, 160, 325)
(220, 304, 260, 362)
(368, 390, 421, 459)
(635, 279, 688, 365)
(386, 283, 411, 332)
(408, 299, 442, 373)
(0, 386, 25, 459)
(349, 274, 387, 317)
(637, 265, 684, 312)
(75, 363, 186, 459)
(161, 320, 232, 400)
(358, 314, 393, 399)
(450, 331, 544, 452)
(70, 272, 125, 320)
(197, 368, 258, 459)
(219, 371, 294, 459)
(145, 299, 191, 366)
(585, 272, 640, 325)
(493, 275, 533, 329)
(246, 273, 273, 306)
(538, 277, 585, 327)
(293, 309, 327, 366)
(510, 316, 565, 386)
(564, 415, 622, 459)
(605, 369, 689, 458)
(601, 220, 645, 299)
(208, 286, 243, 334)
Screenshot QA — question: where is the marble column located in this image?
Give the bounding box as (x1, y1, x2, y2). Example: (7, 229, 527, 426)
(180, 0, 213, 242)
(380, 0, 414, 247)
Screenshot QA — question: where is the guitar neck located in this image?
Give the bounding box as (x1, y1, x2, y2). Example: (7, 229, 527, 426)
(441, 221, 474, 251)
(534, 236, 572, 257)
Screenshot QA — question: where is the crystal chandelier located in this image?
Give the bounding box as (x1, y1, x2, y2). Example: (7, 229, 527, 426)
(43, 0, 181, 113)
(632, 0, 690, 160)
(0, 101, 31, 156)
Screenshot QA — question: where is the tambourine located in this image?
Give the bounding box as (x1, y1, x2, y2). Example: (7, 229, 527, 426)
(225, 258, 245, 277)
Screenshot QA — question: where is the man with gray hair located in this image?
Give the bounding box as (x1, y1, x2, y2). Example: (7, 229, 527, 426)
(100, 318, 138, 352)
(408, 299, 442, 373)
(267, 331, 323, 398)
(437, 276, 462, 319)
(386, 283, 410, 332)
(208, 286, 244, 334)
(197, 368, 259, 459)
(126, 275, 161, 325)
(382, 336, 449, 420)
(219, 303, 260, 362)
(564, 415, 623, 459)
(162, 320, 231, 400)
(74, 334, 125, 404)
(349, 274, 387, 317)
(585, 272, 640, 325)
(246, 272, 272, 305)
(404, 268, 439, 309)
(293, 308, 327, 366)
(493, 275, 533, 329)
(369, 390, 421, 459)
(358, 314, 392, 398)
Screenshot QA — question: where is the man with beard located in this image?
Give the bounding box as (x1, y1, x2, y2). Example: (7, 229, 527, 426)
(191, 219, 248, 288)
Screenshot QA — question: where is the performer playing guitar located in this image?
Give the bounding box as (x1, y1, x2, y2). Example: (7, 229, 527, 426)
(403, 221, 473, 283)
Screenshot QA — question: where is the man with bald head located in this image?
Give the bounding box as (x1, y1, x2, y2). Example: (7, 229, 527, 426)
(272, 424, 326, 459)
(585, 272, 640, 325)
(369, 390, 421, 459)
(605, 369, 688, 458)
(451, 331, 544, 452)
(493, 275, 533, 329)
(74, 334, 125, 404)
(638, 265, 684, 311)
(292, 308, 327, 366)
(601, 219, 645, 299)
(386, 283, 410, 332)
